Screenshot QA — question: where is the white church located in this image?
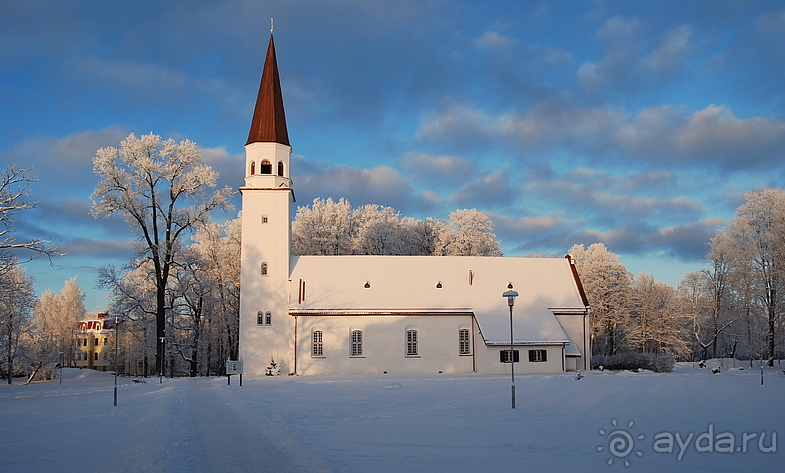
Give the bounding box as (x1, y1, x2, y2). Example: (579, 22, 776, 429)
(238, 34, 590, 376)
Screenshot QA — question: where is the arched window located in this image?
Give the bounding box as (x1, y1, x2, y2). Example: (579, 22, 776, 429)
(277, 161, 284, 176)
(406, 329, 418, 356)
(257, 311, 265, 325)
(459, 328, 471, 355)
(250, 161, 256, 175)
(260, 160, 272, 174)
(265, 311, 272, 325)
(261, 262, 268, 276)
(350, 330, 363, 357)
(312, 330, 323, 356)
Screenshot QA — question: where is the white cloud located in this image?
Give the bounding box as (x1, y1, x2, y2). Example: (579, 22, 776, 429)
(295, 158, 439, 213)
(472, 31, 518, 49)
(397, 152, 476, 183)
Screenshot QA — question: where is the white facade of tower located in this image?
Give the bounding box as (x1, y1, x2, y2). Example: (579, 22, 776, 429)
(238, 142, 295, 375)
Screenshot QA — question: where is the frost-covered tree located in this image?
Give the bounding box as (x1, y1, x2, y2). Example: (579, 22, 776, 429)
(169, 249, 211, 377)
(434, 209, 502, 256)
(627, 273, 688, 357)
(292, 198, 354, 255)
(0, 261, 36, 383)
(404, 217, 446, 256)
(293, 200, 501, 257)
(33, 277, 86, 366)
(0, 165, 58, 260)
(701, 232, 736, 359)
(677, 271, 713, 360)
(99, 217, 241, 377)
(191, 218, 241, 372)
(353, 204, 407, 255)
(19, 322, 57, 384)
(724, 189, 785, 365)
(97, 260, 159, 377)
(91, 133, 232, 377)
(568, 243, 633, 356)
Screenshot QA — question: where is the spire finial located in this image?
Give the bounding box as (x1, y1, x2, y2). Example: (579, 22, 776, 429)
(270, 18, 274, 34)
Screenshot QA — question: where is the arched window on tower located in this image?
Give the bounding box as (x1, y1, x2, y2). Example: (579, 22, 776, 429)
(250, 161, 255, 175)
(260, 160, 272, 174)
(277, 161, 284, 177)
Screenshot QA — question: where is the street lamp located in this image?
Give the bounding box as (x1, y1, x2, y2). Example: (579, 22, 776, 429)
(113, 315, 122, 407)
(502, 284, 519, 409)
(159, 337, 166, 384)
(59, 352, 64, 385)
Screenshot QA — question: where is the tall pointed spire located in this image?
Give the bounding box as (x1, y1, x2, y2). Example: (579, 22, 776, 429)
(246, 33, 290, 146)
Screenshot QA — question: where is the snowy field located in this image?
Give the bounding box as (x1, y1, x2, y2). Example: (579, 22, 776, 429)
(1, 360, 782, 473)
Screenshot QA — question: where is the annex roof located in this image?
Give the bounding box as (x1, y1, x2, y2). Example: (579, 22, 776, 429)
(289, 255, 588, 345)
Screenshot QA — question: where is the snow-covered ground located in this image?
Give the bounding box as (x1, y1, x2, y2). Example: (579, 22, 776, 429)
(1, 360, 782, 473)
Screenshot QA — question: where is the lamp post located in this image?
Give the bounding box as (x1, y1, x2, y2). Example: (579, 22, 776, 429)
(159, 337, 166, 384)
(502, 284, 519, 409)
(59, 351, 63, 385)
(114, 315, 122, 407)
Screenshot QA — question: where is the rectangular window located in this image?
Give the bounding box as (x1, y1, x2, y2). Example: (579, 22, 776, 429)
(261, 215, 269, 224)
(94, 352, 99, 361)
(406, 330, 418, 356)
(351, 330, 363, 356)
(500, 350, 519, 363)
(459, 328, 470, 355)
(529, 349, 547, 362)
(312, 331, 323, 356)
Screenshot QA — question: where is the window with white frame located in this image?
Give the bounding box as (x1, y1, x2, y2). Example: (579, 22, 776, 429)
(265, 311, 272, 325)
(312, 330, 323, 356)
(406, 329, 418, 356)
(350, 330, 363, 356)
(459, 328, 471, 355)
(257, 311, 265, 325)
(529, 349, 547, 362)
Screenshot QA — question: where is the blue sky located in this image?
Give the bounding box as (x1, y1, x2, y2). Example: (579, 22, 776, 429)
(3, 0, 785, 311)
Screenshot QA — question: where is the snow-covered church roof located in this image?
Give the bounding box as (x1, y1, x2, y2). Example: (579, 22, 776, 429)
(289, 255, 588, 345)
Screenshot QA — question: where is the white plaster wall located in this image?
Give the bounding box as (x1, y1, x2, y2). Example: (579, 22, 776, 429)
(238, 143, 295, 375)
(477, 345, 565, 375)
(554, 313, 590, 371)
(295, 315, 476, 375)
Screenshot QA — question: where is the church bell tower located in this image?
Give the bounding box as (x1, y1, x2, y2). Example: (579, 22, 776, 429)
(238, 32, 295, 375)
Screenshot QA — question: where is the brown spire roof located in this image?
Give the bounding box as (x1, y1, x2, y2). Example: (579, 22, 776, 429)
(246, 34, 290, 146)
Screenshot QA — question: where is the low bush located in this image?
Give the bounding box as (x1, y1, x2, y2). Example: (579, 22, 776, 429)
(591, 352, 674, 373)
